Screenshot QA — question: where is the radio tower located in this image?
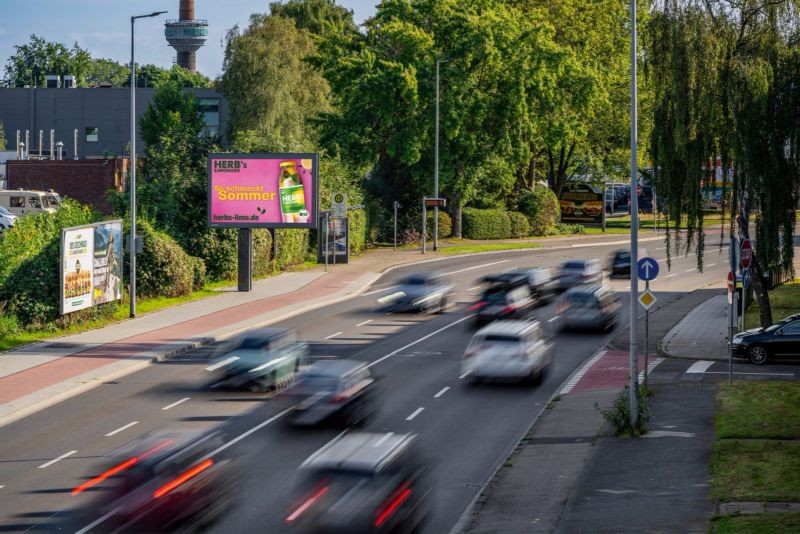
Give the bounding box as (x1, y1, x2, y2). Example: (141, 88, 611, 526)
(164, 0, 208, 73)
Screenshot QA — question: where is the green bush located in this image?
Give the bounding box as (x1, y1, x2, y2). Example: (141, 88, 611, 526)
(252, 228, 273, 277)
(135, 220, 194, 298)
(348, 209, 367, 254)
(517, 187, 561, 236)
(425, 210, 452, 239)
(508, 211, 531, 238)
(186, 229, 238, 282)
(462, 208, 512, 240)
(188, 256, 207, 291)
(275, 229, 310, 269)
(555, 222, 586, 235)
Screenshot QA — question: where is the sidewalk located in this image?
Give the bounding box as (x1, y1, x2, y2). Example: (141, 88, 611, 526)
(661, 294, 729, 360)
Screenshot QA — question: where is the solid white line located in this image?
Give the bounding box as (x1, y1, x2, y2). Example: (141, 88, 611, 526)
(657, 258, 667, 263)
(458, 370, 471, 379)
(442, 259, 510, 276)
(38, 450, 77, 469)
(105, 421, 139, 437)
(548, 316, 560, 323)
(706, 263, 717, 267)
(559, 350, 607, 395)
(324, 332, 343, 340)
(356, 319, 373, 327)
(363, 285, 397, 297)
(366, 314, 475, 370)
(468, 286, 482, 292)
(705, 371, 795, 377)
(0, 485, 4, 489)
(434, 386, 450, 398)
(686, 360, 715, 374)
(639, 357, 665, 383)
(406, 407, 424, 421)
(374, 432, 394, 447)
(162, 397, 190, 411)
(205, 355, 240, 372)
(666, 274, 678, 278)
(686, 268, 696, 272)
(75, 507, 121, 534)
(204, 408, 294, 460)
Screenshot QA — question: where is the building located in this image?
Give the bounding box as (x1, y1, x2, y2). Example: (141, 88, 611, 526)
(0, 85, 227, 158)
(165, 0, 208, 73)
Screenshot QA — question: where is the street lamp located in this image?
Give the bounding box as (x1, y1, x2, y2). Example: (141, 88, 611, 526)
(130, 10, 167, 318)
(628, 0, 640, 428)
(434, 58, 449, 252)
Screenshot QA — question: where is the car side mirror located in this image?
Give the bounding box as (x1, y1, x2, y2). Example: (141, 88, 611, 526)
(776, 329, 784, 336)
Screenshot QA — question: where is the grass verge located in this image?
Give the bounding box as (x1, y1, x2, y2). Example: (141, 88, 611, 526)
(716, 382, 800, 439)
(745, 279, 800, 329)
(439, 241, 543, 255)
(711, 439, 800, 502)
(711, 513, 800, 533)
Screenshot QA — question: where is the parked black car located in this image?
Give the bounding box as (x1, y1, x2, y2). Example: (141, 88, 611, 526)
(731, 314, 800, 364)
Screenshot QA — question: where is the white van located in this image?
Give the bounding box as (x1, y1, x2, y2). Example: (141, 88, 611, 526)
(0, 190, 59, 217)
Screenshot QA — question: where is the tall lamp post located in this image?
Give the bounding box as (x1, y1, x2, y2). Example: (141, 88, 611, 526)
(130, 10, 167, 318)
(628, 0, 640, 428)
(434, 58, 449, 251)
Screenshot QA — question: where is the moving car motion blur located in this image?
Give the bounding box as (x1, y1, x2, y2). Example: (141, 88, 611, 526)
(379, 272, 453, 313)
(205, 327, 308, 392)
(557, 284, 621, 332)
(70, 430, 239, 532)
(470, 276, 536, 327)
(462, 320, 552, 384)
(286, 432, 430, 533)
(731, 313, 800, 364)
(608, 248, 649, 278)
(283, 359, 379, 427)
(555, 259, 603, 291)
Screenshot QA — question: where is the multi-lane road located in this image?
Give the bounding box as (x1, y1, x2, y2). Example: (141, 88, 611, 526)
(0, 235, 732, 532)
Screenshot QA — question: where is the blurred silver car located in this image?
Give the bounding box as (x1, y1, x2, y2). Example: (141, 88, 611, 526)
(556, 284, 621, 332)
(380, 272, 454, 313)
(462, 320, 552, 384)
(555, 259, 602, 291)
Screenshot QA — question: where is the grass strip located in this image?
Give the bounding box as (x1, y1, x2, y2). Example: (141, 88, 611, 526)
(717, 382, 800, 439)
(745, 279, 800, 329)
(711, 512, 800, 533)
(711, 439, 800, 502)
(439, 242, 543, 255)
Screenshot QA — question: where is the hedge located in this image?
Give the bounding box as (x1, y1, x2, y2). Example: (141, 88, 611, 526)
(135, 220, 196, 299)
(517, 187, 560, 236)
(425, 210, 452, 240)
(275, 229, 310, 269)
(252, 228, 273, 277)
(508, 211, 531, 238)
(462, 208, 512, 240)
(349, 209, 367, 254)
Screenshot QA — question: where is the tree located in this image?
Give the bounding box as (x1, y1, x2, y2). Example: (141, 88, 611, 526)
(2, 35, 91, 87)
(269, 0, 358, 35)
(131, 64, 212, 88)
(85, 58, 129, 87)
(0, 119, 6, 150)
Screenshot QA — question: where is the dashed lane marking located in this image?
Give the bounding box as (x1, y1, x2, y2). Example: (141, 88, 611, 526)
(406, 408, 424, 421)
(356, 319, 373, 327)
(666, 274, 678, 279)
(105, 421, 139, 437)
(559, 350, 607, 395)
(324, 332, 343, 340)
(38, 450, 77, 469)
(434, 387, 450, 398)
(362, 286, 398, 297)
(162, 397, 190, 411)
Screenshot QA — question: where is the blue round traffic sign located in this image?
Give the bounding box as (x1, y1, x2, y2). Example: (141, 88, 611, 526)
(637, 257, 659, 281)
(742, 270, 750, 289)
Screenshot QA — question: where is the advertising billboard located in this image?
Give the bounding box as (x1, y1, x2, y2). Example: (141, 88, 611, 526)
(208, 153, 319, 229)
(61, 220, 123, 315)
(559, 182, 604, 224)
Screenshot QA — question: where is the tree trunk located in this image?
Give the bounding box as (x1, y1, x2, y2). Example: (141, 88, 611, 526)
(738, 196, 773, 327)
(451, 193, 463, 238)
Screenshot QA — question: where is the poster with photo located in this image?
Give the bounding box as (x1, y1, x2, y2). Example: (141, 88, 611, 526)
(92, 220, 123, 306)
(61, 226, 95, 314)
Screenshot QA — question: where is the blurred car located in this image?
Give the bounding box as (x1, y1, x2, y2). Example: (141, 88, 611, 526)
(481, 268, 556, 305)
(557, 284, 621, 332)
(0, 205, 17, 229)
(609, 248, 649, 277)
(283, 359, 378, 427)
(206, 327, 308, 392)
(381, 272, 453, 313)
(462, 320, 552, 384)
(731, 314, 800, 364)
(470, 282, 536, 326)
(71, 430, 239, 532)
(286, 432, 430, 533)
(555, 259, 603, 291)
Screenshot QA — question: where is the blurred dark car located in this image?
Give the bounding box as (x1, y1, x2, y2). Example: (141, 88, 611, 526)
(470, 283, 536, 326)
(286, 432, 430, 533)
(205, 327, 308, 392)
(481, 268, 556, 306)
(71, 430, 238, 532)
(609, 248, 649, 277)
(283, 359, 378, 427)
(381, 272, 453, 313)
(555, 259, 603, 291)
(556, 284, 621, 332)
(731, 314, 800, 364)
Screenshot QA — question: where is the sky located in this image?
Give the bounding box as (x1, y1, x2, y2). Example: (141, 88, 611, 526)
(0, 0, 379, 80)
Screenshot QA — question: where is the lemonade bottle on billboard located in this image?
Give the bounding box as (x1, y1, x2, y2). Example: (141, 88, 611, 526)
(279, 161, 309, 223)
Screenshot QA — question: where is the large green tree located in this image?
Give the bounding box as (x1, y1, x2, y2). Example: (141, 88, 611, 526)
(2, 35, 91, 87)
(269, 0, 358, 35)
(85, 58, 130, 87)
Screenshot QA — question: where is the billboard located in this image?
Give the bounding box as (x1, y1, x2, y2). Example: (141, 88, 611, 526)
(559, 182, 604, 223)
(208, 153, 319, 229)
(61, 220, 123, 315)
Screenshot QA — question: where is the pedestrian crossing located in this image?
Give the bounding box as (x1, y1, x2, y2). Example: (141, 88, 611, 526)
(649, 358, 798, 381)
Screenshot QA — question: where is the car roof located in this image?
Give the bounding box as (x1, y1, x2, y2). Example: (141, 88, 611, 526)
(300, 432, 416, 474)
(301, 359, 366, 377)
(474, 320, 540, 338)
(563, 283, 610, 296)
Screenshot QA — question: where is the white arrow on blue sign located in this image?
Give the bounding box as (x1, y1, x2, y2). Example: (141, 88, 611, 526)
(637, 257, 659, 281)
(742, 270, 750, 289)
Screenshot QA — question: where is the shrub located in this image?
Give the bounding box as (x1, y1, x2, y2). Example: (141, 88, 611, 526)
(188, 256, 207, 291)
(517, 187, 561, 236)
(508, 211, 531, 238)
(462, 208, 512, 240)
(349, 209, 367, 254)
(597, 386, 650, 437)
(275, 229, 310, 269)
(186, 229, 238, 282)
(425, 210, 452, 239)
(135, 220, 194, 298)
(252, 228, 273, 277)
(555, 222, 586, 235)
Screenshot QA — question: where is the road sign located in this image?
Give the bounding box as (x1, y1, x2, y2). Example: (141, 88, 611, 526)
(424, 197, 446, 208)
(332, 192, 347, 218)
(637, 257, 659, 281)
(743, 270, 750, 289)
(740, 239, 752, 269)
(638, 289, 657, 310)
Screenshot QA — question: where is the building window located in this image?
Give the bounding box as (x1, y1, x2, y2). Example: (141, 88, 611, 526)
(198, 98, 220, 136)
(85, 127, 99, 142)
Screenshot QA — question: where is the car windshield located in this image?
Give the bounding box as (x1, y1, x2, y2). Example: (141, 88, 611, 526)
(765, 323, 786, 333)
(482, 289, 511, 303)
(482, 334, 522, 343)
(47, 194, 61, 206)
(562, 261, 586, 270)
(239, 336, 270, 350)
(568, 293, 598, 307)
(296, 374, 339, 391)
(402, 276, 429, 286)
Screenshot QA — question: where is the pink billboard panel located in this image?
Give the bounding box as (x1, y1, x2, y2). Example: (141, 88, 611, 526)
(208, 153, 319, 228)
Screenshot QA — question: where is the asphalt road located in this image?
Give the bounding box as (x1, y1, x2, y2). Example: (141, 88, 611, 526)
(0, 234, 732, 533)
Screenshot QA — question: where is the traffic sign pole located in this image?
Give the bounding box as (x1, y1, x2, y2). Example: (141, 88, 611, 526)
(644, 280, 650, 386)
(729, 240, 737, 386)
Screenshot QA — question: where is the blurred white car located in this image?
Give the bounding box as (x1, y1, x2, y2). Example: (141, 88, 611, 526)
(0, 206, 17, 229)
(462, 320, 552, 385)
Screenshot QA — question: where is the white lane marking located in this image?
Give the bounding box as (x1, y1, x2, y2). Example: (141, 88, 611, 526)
(639, 357, 665, 383)
(704, 371, 795, 377)
(686, 268, 696, 272)
(366, 314, 475, 370)
(204, 408, 294, 460)
(250, 356, 287, 373)
(686, 360, 715, 374)
(162, 397, 190, 411)
(374, 432, 394, 447)
(377, 291, 405, 304)
(458, 370, 471, 379)
(105, 421, 139, 437)
(468, 286, 482, 292)
(656, 246, 666, 250)
(642, 430, 696, 438)
(548, 316, 560, 323)
(596, 489, 638, 495)
(434, 386, 450, 398)
(75, 507, 121, 534)
(324, 332, 343, 340)
(706, 263, 717, 267)
(205, 356, 240, 372)
(657, 258, 667, 263)
(666, 274, 678, 279)
(356, 319, 373, 327)
(442, 259, 510, 276)
(38, 450, 77, 469)
(406, 407, 424, 421)
(363, 285, 397, 296)
(0, 485, 4, 489)
(559, 350, 607, 395)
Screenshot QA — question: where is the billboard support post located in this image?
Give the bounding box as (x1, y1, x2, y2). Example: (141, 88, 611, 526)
(269, 228, 277, 273)
(325, 212, 330, 272)
(393, 201, 399, 252)
(422, 197, 427, 254)
(237, 228, 252, 292)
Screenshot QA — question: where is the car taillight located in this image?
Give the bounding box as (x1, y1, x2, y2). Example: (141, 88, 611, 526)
(501, 305, 516, 314)
(468, 301, 487, 311)
(286, 484, 330, 524)
(374, 485, 412, 528)
(72, 457, 139, 495)
(332, 393, 347, 403)
(153, 459, 214, 499)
